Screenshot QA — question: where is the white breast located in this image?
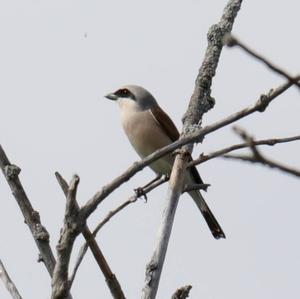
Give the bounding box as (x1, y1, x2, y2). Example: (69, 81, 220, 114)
(118, 99, 174, 175)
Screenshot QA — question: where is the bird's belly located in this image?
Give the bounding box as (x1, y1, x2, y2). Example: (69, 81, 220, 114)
(122, 110, 174, 175)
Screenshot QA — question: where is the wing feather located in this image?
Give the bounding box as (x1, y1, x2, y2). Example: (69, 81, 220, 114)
(150, 106, 179, 142)
(150, 105, 203, 184)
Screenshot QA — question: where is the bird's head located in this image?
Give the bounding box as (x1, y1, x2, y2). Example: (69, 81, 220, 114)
(105, 85, 158, 111)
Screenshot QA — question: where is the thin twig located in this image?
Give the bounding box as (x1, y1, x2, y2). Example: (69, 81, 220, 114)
(142, 1, 243, 298)
(55, 172, 126, 299)
(70, 175, 169, 285)
(0, 259, 23, 299)
(189, 134, 300, 166)
(224, 34, 300, 90)
(91, 176, 168, 236)
(0, 145, 56, 276)
(221, 128, 300, 177)
(223, 153, 300, 177)
(171, 285, 192, 299)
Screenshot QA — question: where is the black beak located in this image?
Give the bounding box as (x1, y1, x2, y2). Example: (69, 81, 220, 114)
(105, 93, 118, 101)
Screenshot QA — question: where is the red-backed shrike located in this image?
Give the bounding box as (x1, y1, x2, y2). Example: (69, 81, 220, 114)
(105, 85, 225, 239)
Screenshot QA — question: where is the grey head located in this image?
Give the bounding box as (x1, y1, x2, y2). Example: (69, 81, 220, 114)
(105, 85, 158, 111)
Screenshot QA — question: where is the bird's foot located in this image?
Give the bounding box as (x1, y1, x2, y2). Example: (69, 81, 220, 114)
(134, 174, 170, 202)
(134, 187, 148, 202)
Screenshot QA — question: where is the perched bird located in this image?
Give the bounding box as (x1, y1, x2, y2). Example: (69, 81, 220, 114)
(105, 85, 225, 239)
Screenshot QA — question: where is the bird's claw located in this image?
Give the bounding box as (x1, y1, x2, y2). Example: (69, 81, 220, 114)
(134, 187, 148, 202)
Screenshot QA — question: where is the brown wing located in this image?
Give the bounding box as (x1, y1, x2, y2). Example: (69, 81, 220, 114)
(150, 106, 180, 142)
(150, 105, 203, 184)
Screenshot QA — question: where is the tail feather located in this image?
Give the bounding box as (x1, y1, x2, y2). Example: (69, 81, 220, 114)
(189, 190, 225, 239)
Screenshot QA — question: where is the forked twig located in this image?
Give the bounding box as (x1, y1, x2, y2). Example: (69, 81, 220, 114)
(55, 172, 125, 299)
(222, 128, 300, 177)
(51, 175, 80, 299)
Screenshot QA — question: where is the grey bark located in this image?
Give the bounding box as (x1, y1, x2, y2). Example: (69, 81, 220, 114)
(51, 175, 81, 299)
(0, 146, 56, 276)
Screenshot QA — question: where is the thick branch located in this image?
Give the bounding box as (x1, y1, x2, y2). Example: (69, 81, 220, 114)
(142, 152, 189, 299)
(55, 172, 126, 299)
(51, 175, 80, 299)
(0, 259, 23, 299)
(183, 1, 243, 126)
(0, 145, 56, 276)
(142, 1, 243, 298)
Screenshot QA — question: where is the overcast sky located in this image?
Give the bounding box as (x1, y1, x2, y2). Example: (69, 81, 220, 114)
(1, 1, 300, 298)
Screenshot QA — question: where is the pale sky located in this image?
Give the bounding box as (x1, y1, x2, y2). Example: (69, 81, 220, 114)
(1, 1, 300, 298)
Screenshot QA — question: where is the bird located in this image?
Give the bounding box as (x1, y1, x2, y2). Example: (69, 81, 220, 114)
(105, 85, 225, 239)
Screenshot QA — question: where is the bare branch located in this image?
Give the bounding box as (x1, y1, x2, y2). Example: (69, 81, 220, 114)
(223, 153, 300, 177)
(70, 175, 168, 286)
(221, 128, 300, 178)
(142, 154, 187, 299)
(171, 285, 192, 299)
(55, 172, 70, 198)
(224, 34, 300, 90)
(0, 145, 56, 276)
(55, 172, 126, 299)
(142, 1, 243, 298)
(189, 134, 300, 166)
(51, 175, 80, 299)
(182, 0, 244, 126)
(0, 259, 23, 299)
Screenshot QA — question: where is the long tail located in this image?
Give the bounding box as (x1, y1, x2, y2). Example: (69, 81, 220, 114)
(189, 190, 225, 239)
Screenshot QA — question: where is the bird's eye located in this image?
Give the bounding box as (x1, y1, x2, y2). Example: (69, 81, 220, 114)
(116, 88, 129, 97)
